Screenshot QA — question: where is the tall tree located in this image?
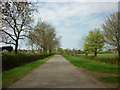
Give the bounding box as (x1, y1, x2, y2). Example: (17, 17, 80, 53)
(0, 2, 35, 53)
(84, 29, 104, 56)
(102, 12, 120, 58)
(28, 21, 60, 53)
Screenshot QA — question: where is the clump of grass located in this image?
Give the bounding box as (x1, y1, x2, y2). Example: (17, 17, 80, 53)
(63, 54, 119, 74)
(2, 55, 54, 88)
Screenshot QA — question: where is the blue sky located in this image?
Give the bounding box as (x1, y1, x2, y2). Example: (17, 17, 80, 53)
(35, 2, 118, 50)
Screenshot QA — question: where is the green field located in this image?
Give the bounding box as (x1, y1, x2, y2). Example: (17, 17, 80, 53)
(79, 53, 118, 58)
(2, 55, 53, 88)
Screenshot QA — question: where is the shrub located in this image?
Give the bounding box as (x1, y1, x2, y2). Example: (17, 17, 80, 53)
(2, 53, 53, 71)
(93, 57, 118, 64)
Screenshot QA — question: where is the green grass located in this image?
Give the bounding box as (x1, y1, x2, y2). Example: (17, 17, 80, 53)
(2, 55, 54, 88)
(62, 54, 119, 74)
(99, 76, 120, 83)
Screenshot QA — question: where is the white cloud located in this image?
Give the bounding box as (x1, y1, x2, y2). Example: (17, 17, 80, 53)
(35, 2, 118, 49)
(37, 2, 117, 26)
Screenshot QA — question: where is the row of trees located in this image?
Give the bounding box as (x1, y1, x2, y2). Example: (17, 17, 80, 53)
(28, 22, 60, 53)
(0, 2, 60, 54)
(55, 48, 79, 55)
(83, 12, 120, 59)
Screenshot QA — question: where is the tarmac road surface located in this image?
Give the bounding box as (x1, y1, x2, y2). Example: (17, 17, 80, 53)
(9, 55, 106, 88)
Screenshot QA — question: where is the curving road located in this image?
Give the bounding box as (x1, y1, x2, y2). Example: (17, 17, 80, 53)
(9, 55, 106, 88)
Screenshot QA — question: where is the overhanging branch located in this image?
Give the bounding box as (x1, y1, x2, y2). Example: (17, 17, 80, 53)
(2, 30, 16, 41)
(0, 41, 15, 45)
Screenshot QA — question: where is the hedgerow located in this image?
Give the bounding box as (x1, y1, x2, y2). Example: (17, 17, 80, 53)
(2, 53, 53, 71)
(77, 55, 118, 64)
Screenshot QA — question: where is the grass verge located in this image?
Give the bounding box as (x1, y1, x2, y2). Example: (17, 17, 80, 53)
(62, 54, 119, 74)
(63, 54, 119, 83)
(99, 76, 120, 83)
(2, 55, 54, 88)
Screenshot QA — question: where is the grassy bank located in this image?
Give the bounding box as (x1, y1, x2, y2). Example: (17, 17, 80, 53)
(2, 55, 54, 88)
(63, 54, 119, 83)
(62, 54, 119, 74)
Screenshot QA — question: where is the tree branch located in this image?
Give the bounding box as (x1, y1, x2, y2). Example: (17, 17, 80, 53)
(2, 30, 16, 41)
(2, 17, 18, 37)
(0, 41, 15, 45)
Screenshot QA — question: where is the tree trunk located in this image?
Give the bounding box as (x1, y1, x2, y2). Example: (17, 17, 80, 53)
(49, 49, 52, 54)
(94, 48, 97, 57)
(43, 46, 47, 53)
(118, 47, 120, 61)
(94, 51, 97, 57)
(15, 40, 18, 54)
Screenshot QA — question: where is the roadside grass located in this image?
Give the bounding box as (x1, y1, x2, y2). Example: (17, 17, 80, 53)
(99, 76, 120, 83)
(62, 54, 119, 74)
(63, 54, 119, 83)
(2, 55, 54, 88)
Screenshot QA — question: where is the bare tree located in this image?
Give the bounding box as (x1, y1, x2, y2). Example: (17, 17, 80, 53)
(102, 12, 120, 58)
(0, 1, 35, 53)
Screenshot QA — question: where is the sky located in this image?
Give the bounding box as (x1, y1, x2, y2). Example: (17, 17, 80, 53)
(34, 2, 118, 50)
(1, 0, 119, 50)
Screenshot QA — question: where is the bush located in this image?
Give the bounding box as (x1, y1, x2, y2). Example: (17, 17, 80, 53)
(2, 53, 53, 71)
(93, 57, 118, 64)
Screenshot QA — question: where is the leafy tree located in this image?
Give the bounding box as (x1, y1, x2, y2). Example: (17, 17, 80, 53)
(28, 21, 60, 53)
(84, 29, 104, 56)
(0, 2, 35, 53)
(56, 48, 63, 54)
(102, 12, 120, 58)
